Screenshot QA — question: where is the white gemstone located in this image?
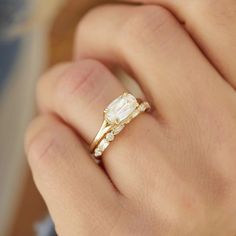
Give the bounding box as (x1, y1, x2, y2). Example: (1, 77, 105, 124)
(106, 132, 114, 141)
(105, 93, 138, 123)
(98, 139, 109, 151)
(113, 125, 125, 135)
(94, 148, 102, 157)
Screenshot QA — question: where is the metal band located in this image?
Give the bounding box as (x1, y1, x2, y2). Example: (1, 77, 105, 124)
(92, 100, 150, 159)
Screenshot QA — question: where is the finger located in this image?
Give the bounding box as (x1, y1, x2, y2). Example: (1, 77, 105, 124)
(75, 4, 233, 124)
(38, 59, 127, 142)
(123, 0, 236, 89)
(37, 59, 163, 198)
(25, 115, 121, 235)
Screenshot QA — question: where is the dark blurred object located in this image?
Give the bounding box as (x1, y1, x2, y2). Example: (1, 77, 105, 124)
(0, 0, 30, 37)
(35, 216, 57, 236)
(0, 0, 27, 89)
(0, 38, 21, 90)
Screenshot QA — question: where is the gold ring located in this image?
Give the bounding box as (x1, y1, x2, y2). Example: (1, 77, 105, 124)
(90, 93, 151, 159)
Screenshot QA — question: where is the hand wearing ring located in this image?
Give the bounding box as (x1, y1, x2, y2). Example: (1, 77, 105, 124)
(25, 3, 236, 236)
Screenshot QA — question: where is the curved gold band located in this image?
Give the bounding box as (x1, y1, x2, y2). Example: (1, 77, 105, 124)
(90, 93, 150, 160)
(90, 120, 113, 152)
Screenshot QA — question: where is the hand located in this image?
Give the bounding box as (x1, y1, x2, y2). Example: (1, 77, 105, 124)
(122, 0, 236, 87)
(25, 3, 236, 236)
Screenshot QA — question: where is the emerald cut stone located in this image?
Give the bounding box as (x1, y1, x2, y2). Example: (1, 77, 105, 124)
(105, 93, 138, 124)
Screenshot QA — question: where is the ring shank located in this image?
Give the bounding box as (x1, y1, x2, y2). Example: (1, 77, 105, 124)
(91, 99, 151, 159)
(90, 120, 113, 152)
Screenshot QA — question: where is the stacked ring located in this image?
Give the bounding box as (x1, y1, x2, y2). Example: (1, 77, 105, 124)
(90, 93, 151, 160)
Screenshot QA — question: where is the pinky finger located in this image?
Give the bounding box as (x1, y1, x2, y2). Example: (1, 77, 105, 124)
(25, 115, 121, 235)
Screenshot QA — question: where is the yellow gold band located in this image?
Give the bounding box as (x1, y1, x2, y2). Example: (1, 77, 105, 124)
(90, 93, 150, 160)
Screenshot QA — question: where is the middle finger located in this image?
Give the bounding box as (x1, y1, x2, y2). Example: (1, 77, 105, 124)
(75, 4, 233, 124)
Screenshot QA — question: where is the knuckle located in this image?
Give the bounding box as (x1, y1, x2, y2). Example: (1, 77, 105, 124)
(27, 120, 65, 164)
(119, 5, 174, 47)
(37, 63, 70, 94)
(37, 63, 71, 109)
(56, 59, 106, 102)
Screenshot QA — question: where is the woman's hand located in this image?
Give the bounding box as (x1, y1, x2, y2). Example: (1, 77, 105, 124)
(25, 3, 236, 236)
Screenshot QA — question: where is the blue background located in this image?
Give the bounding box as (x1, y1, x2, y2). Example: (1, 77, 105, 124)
(0, 0, 27, 90)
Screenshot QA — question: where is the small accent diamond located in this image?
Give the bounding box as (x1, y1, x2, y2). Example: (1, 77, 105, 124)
(98, 139, 109, 151)
(139, 102, 148, 112)
(106, 132, 114, 142)
(94, 148, 102, 157)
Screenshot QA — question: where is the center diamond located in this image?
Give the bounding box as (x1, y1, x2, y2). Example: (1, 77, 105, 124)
(105, 93, 139, 124)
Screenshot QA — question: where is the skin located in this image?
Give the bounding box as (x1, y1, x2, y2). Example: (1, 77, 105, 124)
(25, 2, 236, 236)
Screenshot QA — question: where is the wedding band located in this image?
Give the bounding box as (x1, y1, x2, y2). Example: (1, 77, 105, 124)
(90, 93, 151, 159)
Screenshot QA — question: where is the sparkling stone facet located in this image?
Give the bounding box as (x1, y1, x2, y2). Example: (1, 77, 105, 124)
(106, 132, 114, 141)
(98, 139, 109, 151)
(94, 148, 102, 157)
(105, 93, 138, 123)
(139, 104, 146, 112)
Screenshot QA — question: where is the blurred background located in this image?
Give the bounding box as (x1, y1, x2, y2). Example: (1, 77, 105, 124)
(0, 0, 108, 235)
